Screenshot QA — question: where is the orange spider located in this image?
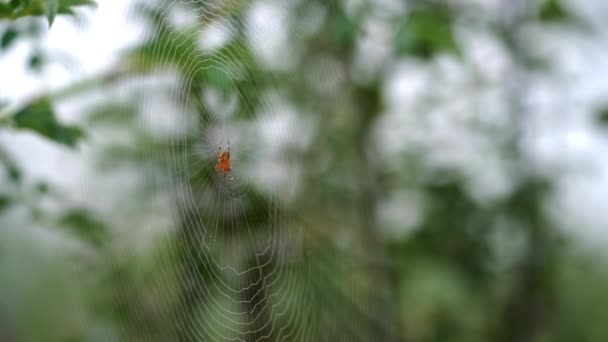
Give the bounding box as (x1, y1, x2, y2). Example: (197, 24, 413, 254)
(215, 144, 231, 175)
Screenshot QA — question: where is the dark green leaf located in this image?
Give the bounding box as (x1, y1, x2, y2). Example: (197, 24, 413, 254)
(0, 148, 22, 183)
(13, 98, 84, 147)
(0, 195, 11, 214)
(7, 165, 21, 183)
(395, 7, 459, 59)
(328, 9, 359, 53)
(1, 27, 19, 50)
(539, 0, 568, 21)
(59, 209, 108, 247)
(0, 4, 13, 17)
(597, 107, 608, 126)
(46, 0, 57, 26)
(35, 181, 49, 193)
(28, 51, 44, 71)
(0, 0, 96, 22)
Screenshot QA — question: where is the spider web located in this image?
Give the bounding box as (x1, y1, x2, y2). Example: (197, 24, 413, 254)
(113, 0, 398, 341)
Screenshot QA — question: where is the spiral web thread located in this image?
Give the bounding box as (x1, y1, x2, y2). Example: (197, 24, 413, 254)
(117, 0, 398, 341)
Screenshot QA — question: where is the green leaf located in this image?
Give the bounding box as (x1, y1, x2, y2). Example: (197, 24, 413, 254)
(1, 27, 19, 50)
(35, 181, 49, 193)
(539, 0, 568, 21)
(0, 4, 13, 17)
(597, 107, 608, 126)
(7, 165, 21, 183)
(0, 195, 11, 214)
(13, 98, 84, 147)
(329, 9, 359, 52)
(395, 6, 459, 59)
(27, 50, 44, 71)
(58, 209, 108, 247)
(0, 0, 95, 22)
(46, 0, 57, 26)
(0, 145, 22, 183)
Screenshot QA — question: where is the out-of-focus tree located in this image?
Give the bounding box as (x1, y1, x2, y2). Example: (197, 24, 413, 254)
(3, 0, 608, 341)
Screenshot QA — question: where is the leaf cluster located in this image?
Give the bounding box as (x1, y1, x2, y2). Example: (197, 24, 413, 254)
(0, 0, 95, 26)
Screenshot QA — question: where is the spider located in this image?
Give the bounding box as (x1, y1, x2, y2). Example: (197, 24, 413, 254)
(215, 143, 232, 175)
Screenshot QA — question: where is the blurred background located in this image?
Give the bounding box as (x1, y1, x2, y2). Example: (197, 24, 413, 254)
(2, 0, 608, 341)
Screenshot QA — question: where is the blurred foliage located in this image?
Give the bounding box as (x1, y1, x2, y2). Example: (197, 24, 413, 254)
(0, 0, 95, 26)
(0, 194, 10, 213)
(2, 0, 608, 342)
(395, 5, 459, 59)
(597, 106, 608, 126)
(58, 209, 108, 247)
(0, 25, 18, 49)
(12, 97, 83, 147)
(539, 0, 569, 21)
